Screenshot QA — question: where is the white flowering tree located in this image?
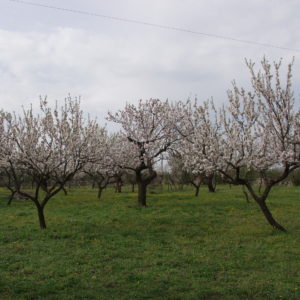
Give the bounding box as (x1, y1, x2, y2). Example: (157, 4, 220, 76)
(2, 97, 101, 228)
(175, 100, 220, 196)
(107, 99, 183, 206)
(225, 58, 299, 231)
(0, 110, 22, 205)
(180, 58, 300, 231)
(83, 131, 121, 199)
(0, 167, 24, 205)
(167, 152, 202, 196)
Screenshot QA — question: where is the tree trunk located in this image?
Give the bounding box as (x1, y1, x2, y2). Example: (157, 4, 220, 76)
(7, 197, 13, 206)
(131, 183, 135, 193)
(62, 186, 68, 195)
(36, 205, 47, 229)
(7, 191, 16, 206)
(195, 186, 200, 197)
(115, 179, 122, 193)
(138, 183, 147, 206)
(116, 184, 122, 193)
(244, 182, 286, 232)
(243, 190, 250, 203)
(98, 187, 104, 200)
(135, 167, 156, 206)
(257, 200, 286, 232)
(242, 186, 250, 203)
(207, 175, 216, 192)
(191, 181, 200, 197)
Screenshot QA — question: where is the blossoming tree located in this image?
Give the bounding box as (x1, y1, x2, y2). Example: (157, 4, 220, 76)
(83, 131, 122, 199)
(107, 99, 184, 206)
(220, 58, 300, 231)
(175, 99, 220, 196)
(179, 58, 300, 231)
(2, 97, 101, 228)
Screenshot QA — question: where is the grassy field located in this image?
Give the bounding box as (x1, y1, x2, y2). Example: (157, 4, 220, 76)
(0, 185, 299, 300)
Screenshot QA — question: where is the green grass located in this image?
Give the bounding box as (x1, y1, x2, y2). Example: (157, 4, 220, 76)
(0, 185, 299, 300)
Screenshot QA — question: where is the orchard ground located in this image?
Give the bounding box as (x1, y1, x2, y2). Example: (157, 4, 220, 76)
(0, 185, 299, 300)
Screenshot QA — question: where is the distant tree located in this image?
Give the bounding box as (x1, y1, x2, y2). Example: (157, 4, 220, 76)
(290, 169, 300, 186)
(175, 99, 219, 196)
(83, 129, 115, 199)
(112, 170, 124, 193)
(123, 170, 137, 192)
(0, 167, 24, 205)
(168, 153, 201, 195)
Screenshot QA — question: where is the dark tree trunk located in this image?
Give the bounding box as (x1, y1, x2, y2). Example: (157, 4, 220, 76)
(62, 186, 68, 195)
(220, 166, 291, 232)
(243, 190, 250, 203)
(36, 205, 47, 229)
(242, 186, 250, 203)
(257, 200, 286, 232)
(97, 187, 104, 200)
(244, 182, 287, 232)
(7, 197, 13, 206)
(115, 179, 122, 193)
(195, 186, 200, 197)
(7, 190, 16, 206)
(207, 175, 216, 192)
(116, 184, 122, 193)
(138, 183, 147, 206)
(191, 181, 200, 197)
(135, 167, 156, 206)
(131, 183, 135, 193)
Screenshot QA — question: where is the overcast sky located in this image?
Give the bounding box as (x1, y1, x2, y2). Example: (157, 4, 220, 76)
(1, 0, 300, 123)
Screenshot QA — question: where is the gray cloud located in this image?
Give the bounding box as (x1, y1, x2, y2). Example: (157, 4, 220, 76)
(0, 0, 299, 123)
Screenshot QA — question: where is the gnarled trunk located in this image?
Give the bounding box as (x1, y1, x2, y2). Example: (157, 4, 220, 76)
(115, 177, 122, 193)
(220, 167, 290, 232)
(62, 186, 68, 196)
(190, 181, 201, 197)
(138, 183, 147, 206)
(242, 186, 250, 203)
(97, 186, 104, 200)
(244, 182, 286, 232)
(195, 186, 200, 197)
(207, 174, 216, 192)
(257, 200, 286, 232)
(36, 204, 47, 229)
(95, 177, 109, 200)
(136, 167, 157, 206)
(7, 190, 16, 205)
(243, 190, 250, 203)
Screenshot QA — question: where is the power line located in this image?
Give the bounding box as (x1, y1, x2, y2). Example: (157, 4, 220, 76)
(8, 0, 300, 53)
